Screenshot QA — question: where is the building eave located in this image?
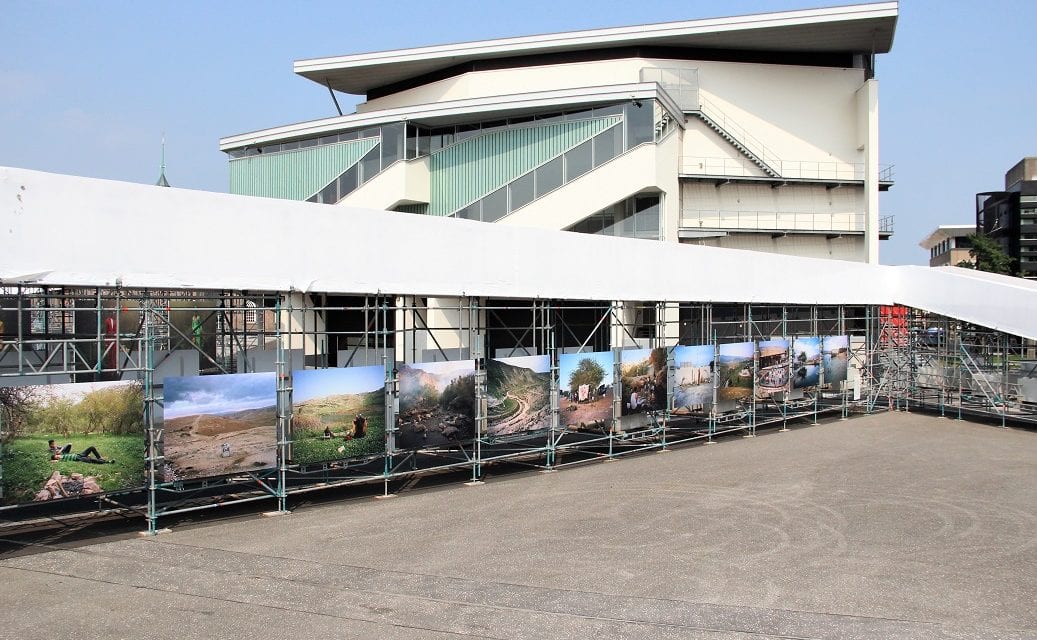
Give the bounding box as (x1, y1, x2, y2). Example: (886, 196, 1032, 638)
(295, 2, 898, 95)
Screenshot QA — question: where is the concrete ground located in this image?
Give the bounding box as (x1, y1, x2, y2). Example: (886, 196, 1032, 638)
(1, 412, 1035, 640)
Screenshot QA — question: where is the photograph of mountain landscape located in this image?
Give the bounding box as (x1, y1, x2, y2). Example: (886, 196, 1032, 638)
(672, 344, 714, 414)
(822, 335, 850, 384)
(792, 336, 822, 389)
(162, 372, 277, 481)
(1, 381, 145, 506)
(395, 360, 476, 450)
(717, 341, 755, 402)
(620, 347, 667, 417)
(486, 355, 551, 438)
(756, 338, 790, 398)
(558, 351, 614, 431)
(292, 365, 385, 465)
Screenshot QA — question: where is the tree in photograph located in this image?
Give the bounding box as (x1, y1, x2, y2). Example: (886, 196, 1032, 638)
(569, 358, 605, 391)
(0, 386, 37, 443)
(963, 234, 1014, 276)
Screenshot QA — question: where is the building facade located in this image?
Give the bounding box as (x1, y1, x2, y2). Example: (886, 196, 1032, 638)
(919, 224, 974, 268)
(976, 157, 1037, 279)
(221, 3, 896, 264)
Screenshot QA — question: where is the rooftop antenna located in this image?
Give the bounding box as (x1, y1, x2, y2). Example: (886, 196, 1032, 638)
(156, 133, 171, 187)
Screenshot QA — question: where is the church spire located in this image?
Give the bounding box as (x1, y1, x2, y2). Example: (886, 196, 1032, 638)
(156, 134, 170, 187)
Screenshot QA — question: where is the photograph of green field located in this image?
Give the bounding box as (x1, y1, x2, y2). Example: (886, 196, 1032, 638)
(162, 372, 277, 481)
(717, 341, 755, 402)
(486, 355, 551, 438)
(1, 381, 145, 506)
(291, 365, 385, 465)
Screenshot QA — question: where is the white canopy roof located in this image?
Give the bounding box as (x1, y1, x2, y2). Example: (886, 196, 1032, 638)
(0, 166, 1032, 340)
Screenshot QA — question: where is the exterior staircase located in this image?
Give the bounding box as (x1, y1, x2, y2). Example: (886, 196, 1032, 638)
(691, 109, 781, 178)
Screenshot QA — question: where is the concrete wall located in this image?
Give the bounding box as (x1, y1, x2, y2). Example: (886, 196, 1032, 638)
(685, 233, 863, 262)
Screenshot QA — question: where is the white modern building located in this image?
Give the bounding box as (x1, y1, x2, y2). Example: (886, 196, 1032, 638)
(919, 224, 975, 268)
(220, 2, 897, 265)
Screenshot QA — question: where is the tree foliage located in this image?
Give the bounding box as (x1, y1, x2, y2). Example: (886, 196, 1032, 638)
(2, 383, 143, 442)
(440, 374, 475, 415)
(568, 358, 605, 391)
(965, 234, 1015, 276)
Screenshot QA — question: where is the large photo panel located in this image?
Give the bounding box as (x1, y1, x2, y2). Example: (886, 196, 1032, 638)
(620, 347, 667, 417)
(756, 338, 790, 398)
(792, 337, 822, 389)
(395, 360, 476, 450)
(1, 380, 145, 506)
(292, 365, 386, 465)
(162, 372, 277, 481)
(672, 344, 714, 415)
(717, 341, 755, 403)
(822, 335, 850, 384)
(558, 351, 614, 431)
(486, 355, 551, 438)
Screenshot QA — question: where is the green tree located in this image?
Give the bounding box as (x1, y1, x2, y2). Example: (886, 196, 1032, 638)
(965, 234, 1015, 276)
(569, 358, 605, 392)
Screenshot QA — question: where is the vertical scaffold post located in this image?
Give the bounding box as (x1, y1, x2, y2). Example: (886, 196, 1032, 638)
(839, 305, 849, 420)
(709, 327, 718, 443)
(274, 296, 289, 514)
(381, 297, 395, 498)
(1001, 332, 1008, 428)
(471, 297, 484, 483)
(143, 298, 159, 534)
(547, 301, 558, 469)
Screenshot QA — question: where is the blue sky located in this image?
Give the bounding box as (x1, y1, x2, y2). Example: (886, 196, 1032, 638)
(292, 365, 385, 403)
(3, 1, 1035, 266)
(674, 344, 714, 368)
(164, 372, 276, 418)
(794, 336, 822, 360)
(493, 354, 551, 373)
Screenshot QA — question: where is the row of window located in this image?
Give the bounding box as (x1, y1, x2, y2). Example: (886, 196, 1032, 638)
(566, 194, 662, 240)
(452, 103, 655, 221)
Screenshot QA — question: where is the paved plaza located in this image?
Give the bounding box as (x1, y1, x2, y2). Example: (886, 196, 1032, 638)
(1, 412, 1034, 639)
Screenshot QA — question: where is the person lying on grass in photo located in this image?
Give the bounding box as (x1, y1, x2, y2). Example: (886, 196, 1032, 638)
(47, 439, 115, 464)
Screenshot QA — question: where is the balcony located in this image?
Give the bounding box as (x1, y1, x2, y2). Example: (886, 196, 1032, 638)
(679, 156, 895, 190)
(679, 209, 895, 239)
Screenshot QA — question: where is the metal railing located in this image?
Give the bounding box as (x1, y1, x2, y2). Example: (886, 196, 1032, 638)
(680, 209, 866, 233)
(680, 156, 896, 182)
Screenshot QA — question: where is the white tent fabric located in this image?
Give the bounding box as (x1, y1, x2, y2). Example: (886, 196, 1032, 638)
(1, 166, 1033, 339)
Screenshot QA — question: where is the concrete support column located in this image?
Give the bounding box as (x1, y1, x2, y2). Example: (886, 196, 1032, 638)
(857, 78, 880, 264)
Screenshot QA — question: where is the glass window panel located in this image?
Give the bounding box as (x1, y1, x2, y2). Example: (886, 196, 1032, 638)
(481, 187, 508, 223)
(455, 203, 480, 220)
(406, 125, 417, 159)
(380, 123, 403, 168)
(337, 165, 358, 198)
(282, 141, 300, 151)
(593, 125, 622, 166)
(300, 138, 318, 148)
(340, 130, 359, 141)
(509, 173, 535, 211)
(564, 140, 593, 182)
(534, 112, 563, 123)
(535, 156, 563, 198)
(482, 120, 507, 132)
(508, 115, 534, 126)
(564, 108, 593, 120)
(359, 146, 380, 183)
(625, 100, 654, 147)
(417, 129, 430, 156)
(319, 181, 338, 204)
(318, 135, 339, 146)
(593, 104, 624, 118)
(455, 123, 480, 141)
(360, 127, 380, 139)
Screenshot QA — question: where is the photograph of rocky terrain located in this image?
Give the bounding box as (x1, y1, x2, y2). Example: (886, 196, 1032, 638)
(486, 355, 551, 438)
(395, 360, 475, 450)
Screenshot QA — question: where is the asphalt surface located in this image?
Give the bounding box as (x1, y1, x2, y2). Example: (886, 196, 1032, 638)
(1, 411, 1034, 639)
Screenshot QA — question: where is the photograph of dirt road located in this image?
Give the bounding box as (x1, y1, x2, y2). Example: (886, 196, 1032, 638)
(558, 351, 614, 431)
(162, 372, 276, 481)
(486, 355, 551, 438)
(822, 335, 850, 384)
(292, 365, 385, 465)
(673, 344, 714, 415)
(756, 338, 790, 398)
(717, 341, 755, 402)
(395, 360, 475, 450)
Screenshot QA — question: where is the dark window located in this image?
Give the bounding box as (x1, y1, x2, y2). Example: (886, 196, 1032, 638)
(593, 125, 622, 166)
(482, 187, 508, 222)
(565, 140, 593, 182)
(359, 146, 380, 183)
(380, 123, 404, 168)
(337, 165, 358, 198)
(535, 156, 563, 197)
(509, 173, 535, 211)
(625, 101, 654, 147)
